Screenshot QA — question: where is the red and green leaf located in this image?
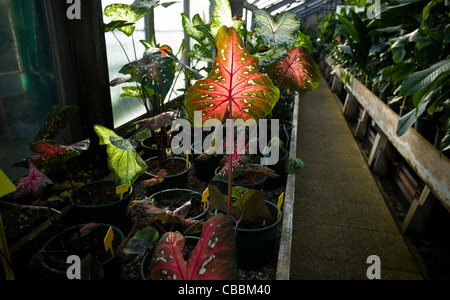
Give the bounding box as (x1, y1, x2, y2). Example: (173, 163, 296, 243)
(119, 48, 176, 99)
(137, 201, 201, 232)
(33, 105, 79, 143)
(150, 213, 238, 280)
(14, 161, 53, 199)
(140, 170, 168, 187)
(266, 46, 321, 95)
(212, 132, 253, 183)
(27, 139, 90, 172)
(184, 26, 279, 125)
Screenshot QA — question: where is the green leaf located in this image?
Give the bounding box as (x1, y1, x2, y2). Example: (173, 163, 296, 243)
(34, 105, 79, 143)
(130, 0, 176, 13)
(122, 227, 160, 261)
(441, 118, 450, 154)
(209, 185, 272, 225)
(104, 3, 148, 36)
(211, 0, 244, 37)
(120, 86, 154, 98)
(287, 157, 306, 174)
(253, 10, 301, 48)
(382, 63, 416, 83)
(119, 48, 176, 99)
(94, 125, 148, 186)
(182, 13, 209, 45)
(294, 30, 313, 54)
(400, 58, 450, 96)
(396, 108, 418, 137)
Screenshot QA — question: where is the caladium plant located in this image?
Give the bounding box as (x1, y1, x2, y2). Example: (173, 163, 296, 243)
(208, 185, 272, 229)
(13, 161, 53, 200)
(265, 46, 321, 95)
(94, 124, 148, 187)
(184, 25, 280, 215)
(150, 213, 238, 280)
(185, 25, 280, 124)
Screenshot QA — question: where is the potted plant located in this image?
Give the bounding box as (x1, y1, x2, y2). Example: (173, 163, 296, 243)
(147, 213, 238, 280)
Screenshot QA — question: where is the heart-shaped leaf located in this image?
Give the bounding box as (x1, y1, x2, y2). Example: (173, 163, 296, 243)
(131, 0, 176, 13)
(14, 161, 53, 199)
(150, 213, 238, 280)
(208, 185, 272, 225)
(140, 170, 167, 187)
(94, 125, 148, 186)
(119, 48, 176, 99)
(28, 139, 90, 172)
(122, 227, 160, 262)
(211, 0, 244, 38)
(253, 10, 301, 47)
(104, 3, 148, 36)
(266, 46, 321, 95)
(184, 26, 279, 125)
(34, 105, 79, 143)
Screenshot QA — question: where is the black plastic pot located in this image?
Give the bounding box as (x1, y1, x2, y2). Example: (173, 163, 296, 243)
(191, 141, 221, 182)
(39, 224, 124, 280)
(145, 157, 191, 196)
(141, 137, 161, 159)
(235, 201, 282, 270)
(69, 180, 133, 232)
(213, 167, 267, 194)
(264, 148, 289, 190)
(139, 236, 200, 280)
(415, 117, 437, 144)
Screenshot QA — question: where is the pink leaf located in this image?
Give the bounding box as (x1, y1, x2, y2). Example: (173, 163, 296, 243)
(184, 26, 279, 125)
(14, 161, 53, 199)
(150, 213, 238, 280)
(266, 46, 321, 95)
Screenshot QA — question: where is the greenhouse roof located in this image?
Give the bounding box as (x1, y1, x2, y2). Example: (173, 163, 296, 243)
(245, 0, 326, 18)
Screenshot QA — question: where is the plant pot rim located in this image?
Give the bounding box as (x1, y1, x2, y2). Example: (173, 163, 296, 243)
(148, 188, 209, 220)
(235, 200, 282, 233)
(69, 179, 133, 209)
(145, 156, 191, 178)
(39, 223, 125, 275)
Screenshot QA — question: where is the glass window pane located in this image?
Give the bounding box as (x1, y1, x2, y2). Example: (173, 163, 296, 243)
(102, 0, 148, 128)
(0, 0, 59, 181)
(154, 2, 187, 102)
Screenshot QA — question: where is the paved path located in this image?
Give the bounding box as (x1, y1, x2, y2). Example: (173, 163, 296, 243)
(289, 77, 423, 280)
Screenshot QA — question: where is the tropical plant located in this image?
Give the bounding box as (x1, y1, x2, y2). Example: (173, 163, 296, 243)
(149, 213, 238, 280)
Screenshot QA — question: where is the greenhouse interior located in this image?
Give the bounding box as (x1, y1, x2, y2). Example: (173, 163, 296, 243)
(0, 0, 449, 282)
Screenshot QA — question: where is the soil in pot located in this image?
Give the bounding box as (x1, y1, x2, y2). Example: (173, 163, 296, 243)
(38, 224, 124, 280)
(69, 180, 133, 232)
(145, 157, 191, 196)
(213, 168, 267, 194)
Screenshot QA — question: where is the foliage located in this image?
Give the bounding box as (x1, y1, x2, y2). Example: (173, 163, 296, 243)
(94, 124, 148, 186)
(150, 213, 238, 280)
(208, 185, 273, 228)
(315, 0, 450, 153)
(184, 25, 280, 124)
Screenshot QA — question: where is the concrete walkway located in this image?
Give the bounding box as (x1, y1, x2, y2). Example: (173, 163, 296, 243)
(289, 77, 423, 280)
